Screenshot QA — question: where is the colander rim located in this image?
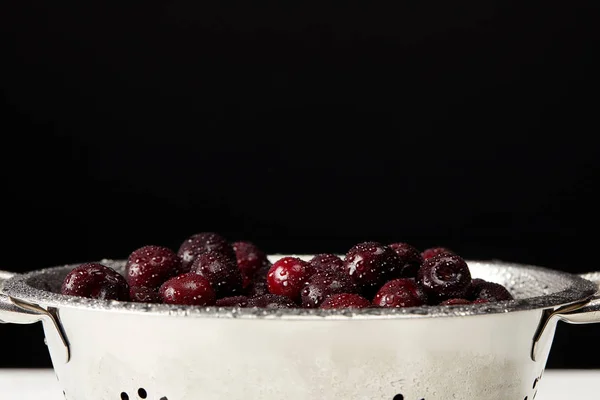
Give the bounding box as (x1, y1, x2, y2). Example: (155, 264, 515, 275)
(2, 256, 596, 319)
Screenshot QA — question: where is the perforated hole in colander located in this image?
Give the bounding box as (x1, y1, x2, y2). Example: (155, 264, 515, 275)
(532, 372, 543, 398)
(119, 390, 167, 399)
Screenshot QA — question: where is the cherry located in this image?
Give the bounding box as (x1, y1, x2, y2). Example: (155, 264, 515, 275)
(191, 250, 243, 297)
(125, 245, 182, 289)
(421, 247, 454, 260)
(232, 241, 270, 288)
(308, 254, 344, 274)
(177, 232, 234, 272)
(343, 242, 401, 296)
(416, 253, 471, 302)
(61, 263, 129, 301)
(65, 233, 519, 310)
(466, 278, 486, 299)
(373, 278, 424, 308)
(388, 242, 423, 278)
(246, 294, 296, 309)
(467, 279, 513, 302)
(245, 262, 272, 297)
(320, 293, 371, 309)
(130, 286, 162, 303)
(159, 273, 216, 306)
(215, 296, 249, 307)
(440, 298, 472, 306)
(300, 271, 357, 308)
(267, 257, 314, 302)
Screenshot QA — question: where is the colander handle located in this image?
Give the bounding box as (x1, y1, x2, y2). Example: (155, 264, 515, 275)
(0, 271, 45, 324)
(557, 272, 600, 324)
(531, 272, 600, 361)
(0, 270, 70, 363)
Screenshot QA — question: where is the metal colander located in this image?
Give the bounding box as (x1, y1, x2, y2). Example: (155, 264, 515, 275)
(1, 257, 599, 400)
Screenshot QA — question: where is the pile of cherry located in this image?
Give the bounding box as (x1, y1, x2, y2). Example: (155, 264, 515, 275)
(60, 232, 513, 309)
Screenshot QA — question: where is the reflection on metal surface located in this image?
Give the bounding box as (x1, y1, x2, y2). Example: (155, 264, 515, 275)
(1, 269, 70, 363)
(531, 273, 600, 361)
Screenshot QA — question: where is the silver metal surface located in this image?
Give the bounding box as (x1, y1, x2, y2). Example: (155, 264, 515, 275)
(562, 272, 600, 323)
(52, 303, 550, 400)
(0, 257, 599, 400)
(531, 272, 600, 361)
(0, 272, 70, 363)
(0, 271, 40, 324)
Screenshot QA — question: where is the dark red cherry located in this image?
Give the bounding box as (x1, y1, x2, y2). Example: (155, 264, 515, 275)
(440, 298, 472, 306)
(159, 273, 216, 306)
(300, 271, 357, 308)
(267, 257, 314, 302)
(388, 242, 424, 278)
(416, 253, 471, 302)
(466, 278, 486, 299)
(191, 250, 243, 298)
(421, 247, 454, 260)
(245, 262, 271, 297)
(177, 232, 234, 272)
(246, 294, 296, 309)
(308, 254, 344, 274)
(320, 293, 371, 309)
(61, 263, 129, 301)
(373, 278, 424, 308)
(130, 286, 162, 303)
(343, 242, 401, 296)
(232, 241, 270, 288)
(215, 296, 249, 307)
(125, 245, 182, 289)
(467, 279, 513, 302)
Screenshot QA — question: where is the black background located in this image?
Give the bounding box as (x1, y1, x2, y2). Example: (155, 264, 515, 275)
(0, 0, 598, 369)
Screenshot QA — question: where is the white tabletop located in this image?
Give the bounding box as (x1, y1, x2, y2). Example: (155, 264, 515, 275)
(0, 369, 598, 399)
